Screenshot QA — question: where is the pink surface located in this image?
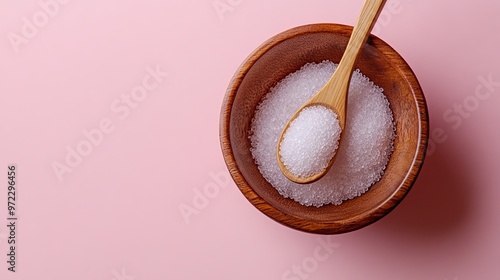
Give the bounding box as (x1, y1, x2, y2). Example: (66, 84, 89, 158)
(0, 0, 499, 279)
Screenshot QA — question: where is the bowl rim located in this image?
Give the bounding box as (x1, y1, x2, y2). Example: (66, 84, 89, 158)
(220, 23, 429, 234)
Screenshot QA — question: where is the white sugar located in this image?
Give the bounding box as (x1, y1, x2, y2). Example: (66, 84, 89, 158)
(250, 61, 395, 207)
(279, 105, 341, 178)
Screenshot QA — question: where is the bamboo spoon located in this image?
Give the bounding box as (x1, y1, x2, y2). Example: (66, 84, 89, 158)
(277, 0, 387, 184)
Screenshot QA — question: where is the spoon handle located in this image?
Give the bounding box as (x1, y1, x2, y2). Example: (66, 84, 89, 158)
(337, 0, 387, 75)
(316, 0, 386, 131)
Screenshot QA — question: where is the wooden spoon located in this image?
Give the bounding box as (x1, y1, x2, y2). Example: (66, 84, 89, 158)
(277, 0, 387, 184)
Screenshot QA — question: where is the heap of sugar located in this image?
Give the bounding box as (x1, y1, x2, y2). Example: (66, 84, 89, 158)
(279, 105, 341, 178)
(250, 61, 395, 207)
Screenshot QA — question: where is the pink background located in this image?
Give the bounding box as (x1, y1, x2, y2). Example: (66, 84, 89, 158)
(1, 0, 499, 279)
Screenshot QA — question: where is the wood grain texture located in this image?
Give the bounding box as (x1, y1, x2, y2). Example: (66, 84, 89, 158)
(219, 23, 429, 234)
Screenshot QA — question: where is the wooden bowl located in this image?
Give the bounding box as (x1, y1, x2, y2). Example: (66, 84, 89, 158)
(219, 23, 428, 234)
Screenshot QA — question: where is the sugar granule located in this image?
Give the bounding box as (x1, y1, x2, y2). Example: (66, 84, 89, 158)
(279, 105, 341, 178)
(249, 61, 396, 207)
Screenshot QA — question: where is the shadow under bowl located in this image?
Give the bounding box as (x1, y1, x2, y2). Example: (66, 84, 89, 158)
(219, 23, 429, 234)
